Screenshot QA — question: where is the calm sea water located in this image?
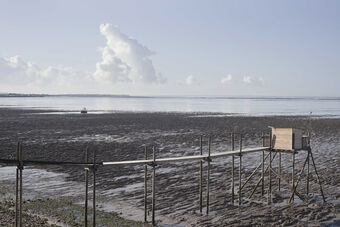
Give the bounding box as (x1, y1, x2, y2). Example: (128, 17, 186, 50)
(0, 96, 340, 116)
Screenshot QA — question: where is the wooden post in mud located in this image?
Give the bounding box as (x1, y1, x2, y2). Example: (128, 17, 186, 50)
(268, 131, 273, 204)
(231, 133, 235, 204)
(306, 150, 310, 196)
(84, 146, 89, 227)
(15, 142, 23, 227)
(93, 150, 96, 227)
(238, 135, 242, 206)
(261, 132, 265, 196)
(309, 149, 326, 202)
(278, 150, 281, 191)
(268, 142, 272, 205)
(144, 146, 148, 223)
(248, 151, 278, 200)
(19, 143, 23, 226)
(15, 142, 19, 227)
(306, 133, 310, 196)
(289, 154, 309, 203)
(206, 136, 211, 215)
(199, 136, 203, 213)
(240, 153, 270, 192)
(291, 134, 295, 202)
(152, 147, 156, 226)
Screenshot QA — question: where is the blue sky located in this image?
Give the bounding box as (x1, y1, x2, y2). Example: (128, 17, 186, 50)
(0, 0, 339, 96)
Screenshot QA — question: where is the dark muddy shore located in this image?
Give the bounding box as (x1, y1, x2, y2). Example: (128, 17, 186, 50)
(0, 108, 340, 226)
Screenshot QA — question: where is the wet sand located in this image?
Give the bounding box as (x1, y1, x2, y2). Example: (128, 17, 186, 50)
(0, 108, 340, 226)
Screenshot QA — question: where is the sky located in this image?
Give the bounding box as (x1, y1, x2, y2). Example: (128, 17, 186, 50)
(0, 0, 339, 97)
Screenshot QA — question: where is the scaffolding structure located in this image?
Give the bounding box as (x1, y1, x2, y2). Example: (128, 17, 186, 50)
(0, 128, 325, 226)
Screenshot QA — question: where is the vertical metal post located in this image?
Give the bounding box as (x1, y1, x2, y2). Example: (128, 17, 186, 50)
(278, 151, 281, 191)
(93, 150, 96, 227)
(144, 146, 148, 223)
(206, 136, 211, 215)
(309, 149, 326, 202)
(306, 132, 310, 196)
(291, 133, 295, 202)
(152, 147, 156, 226)
(268, 132, 272, 204)
(238, 135, 242, 206)
(261, 132, 265, 196)
(84, 146, 89, 227)
(306, 150, 310, 196)
(268, 145, 272, 205)
(231, 133, 235, 204)
(199, 136, 203, 213)
(19, 143, 23, 227)
(15, 142, 19, 227)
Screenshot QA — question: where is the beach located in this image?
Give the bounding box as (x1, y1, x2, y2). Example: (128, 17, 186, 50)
(0, 108, 340, 226)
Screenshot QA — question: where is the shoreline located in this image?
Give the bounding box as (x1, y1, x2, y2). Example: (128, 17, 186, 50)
(1, 94, 340, 116)
(1, 106, 340, 119)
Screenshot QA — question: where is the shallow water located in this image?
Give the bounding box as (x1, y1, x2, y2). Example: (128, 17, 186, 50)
(1, 96, 340, 116)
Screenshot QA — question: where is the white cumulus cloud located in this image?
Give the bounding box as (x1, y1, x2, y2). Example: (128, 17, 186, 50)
(0, 56, 41, 85)
(0, 55, 91, 91)
(242, 76, 264, 86)
(221, 74, 233, 84)
(243, 76, 252, 84)
(94, 24, 164, 84)
(185, 75, 197, 85)
(0, 24, 165, 93)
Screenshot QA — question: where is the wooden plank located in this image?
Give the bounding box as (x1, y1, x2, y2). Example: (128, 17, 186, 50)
(272, 128, 293, 150)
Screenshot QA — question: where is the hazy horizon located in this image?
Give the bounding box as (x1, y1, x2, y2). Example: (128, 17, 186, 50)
(1, 92, 340, 99)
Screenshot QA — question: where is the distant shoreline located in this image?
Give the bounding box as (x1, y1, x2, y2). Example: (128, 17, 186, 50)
(1, 94, 340, 117)
(1, 93, 340, 100)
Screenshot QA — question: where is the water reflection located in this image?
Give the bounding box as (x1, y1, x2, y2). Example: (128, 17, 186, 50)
(0, 96, 339, 116)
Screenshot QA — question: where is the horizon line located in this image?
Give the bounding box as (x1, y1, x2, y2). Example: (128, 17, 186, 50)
(1, 92, 340, 100)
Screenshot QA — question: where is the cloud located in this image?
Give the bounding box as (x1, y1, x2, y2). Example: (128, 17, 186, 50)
(0, 55, 91, 89)
(257, 77, 264, 86)
(94, 24, 164, 84)
(0, 24, 165, 93)
(242, 76, 264, 86)
(0, 56, 41, 85)
(185, 75, 197, 85)
(221, 74, 233, 84)
(242, 76, 252, 84)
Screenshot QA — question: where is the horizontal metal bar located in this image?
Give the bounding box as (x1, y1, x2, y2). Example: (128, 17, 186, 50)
(0, 159, 97, 167)
(0, 147, 270, 167)
(103, 147, 270, 166)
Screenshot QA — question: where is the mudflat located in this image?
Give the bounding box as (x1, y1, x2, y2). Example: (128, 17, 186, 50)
(0, 108, 340, 226)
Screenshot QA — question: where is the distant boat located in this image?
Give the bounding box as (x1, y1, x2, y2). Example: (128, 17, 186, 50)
(81, 107, 87, 114)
